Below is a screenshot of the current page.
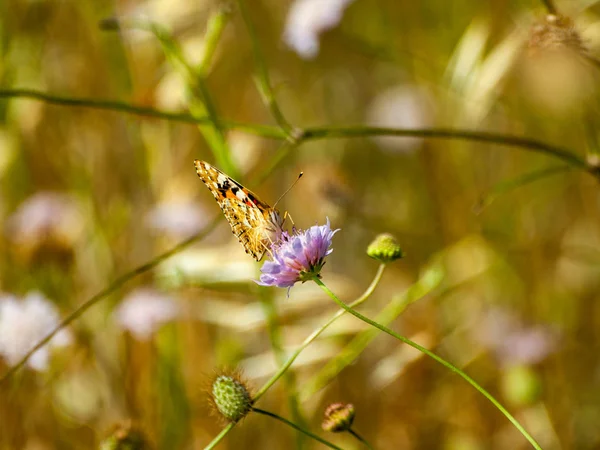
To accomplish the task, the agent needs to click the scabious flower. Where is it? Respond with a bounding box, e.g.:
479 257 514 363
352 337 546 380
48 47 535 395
322 403 355 432
257 218 339 288
114 288 179 340
283 0 355 59
0 292 72 371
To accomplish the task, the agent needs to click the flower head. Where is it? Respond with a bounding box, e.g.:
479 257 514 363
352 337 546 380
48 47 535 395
0 292 72 371
367 233 404 263
322 403 355 432
257 218 339 288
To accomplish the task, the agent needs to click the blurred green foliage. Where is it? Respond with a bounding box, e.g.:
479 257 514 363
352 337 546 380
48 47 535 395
1 0 600 449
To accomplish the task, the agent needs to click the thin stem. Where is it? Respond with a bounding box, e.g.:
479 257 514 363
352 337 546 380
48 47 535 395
348 429 375 450
203 423 235 450
0 88 595 179
0 88 287 139
236 0 293 134
474 165 571 213
302 126 590 173
0 218 221 385
197 6 231 76
253 263 386 401
146 23 233 175
256 287 307 447
312 277 542 450
207 265 386 450
252 408 343 450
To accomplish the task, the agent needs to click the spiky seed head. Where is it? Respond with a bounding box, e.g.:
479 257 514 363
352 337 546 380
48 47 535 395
210 374 253 423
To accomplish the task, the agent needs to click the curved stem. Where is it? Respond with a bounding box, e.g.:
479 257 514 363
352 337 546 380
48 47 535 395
312 277 542 450
252 408 343 450
0 89 286 139
253 263 386 401
1 89 594 177
348 429 375 450
256 286 307 447
302 126 589 173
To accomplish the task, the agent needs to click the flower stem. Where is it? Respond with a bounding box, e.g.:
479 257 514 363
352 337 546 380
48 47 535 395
256 287 307 448
348 429 375 450
311 277 542 450
203 423 235 450
254 263 386 401
252 408 343 450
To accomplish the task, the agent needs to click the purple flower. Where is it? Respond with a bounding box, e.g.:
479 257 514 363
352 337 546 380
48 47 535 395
257 218 339 288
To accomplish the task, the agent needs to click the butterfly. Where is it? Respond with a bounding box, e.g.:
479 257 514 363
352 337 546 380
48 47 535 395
194 160 285 261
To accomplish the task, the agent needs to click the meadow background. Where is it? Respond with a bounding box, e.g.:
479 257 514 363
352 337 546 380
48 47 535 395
1 0 600 449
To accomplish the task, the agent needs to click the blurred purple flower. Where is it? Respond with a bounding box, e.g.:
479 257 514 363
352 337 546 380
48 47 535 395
257 218 339 288
475 308 559 367
114 288 179 340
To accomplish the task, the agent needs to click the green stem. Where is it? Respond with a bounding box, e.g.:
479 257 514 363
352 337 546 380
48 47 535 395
348 429 375 450
203 423 235 450
197 6 231 76
205 264 386 449
0 88 286 138
311 277 542 450
146 22 233 175
256 287 307 447
2 87 591 179
302 126 590 173
254 263 386 401
236 0 293 135
252 408 343 450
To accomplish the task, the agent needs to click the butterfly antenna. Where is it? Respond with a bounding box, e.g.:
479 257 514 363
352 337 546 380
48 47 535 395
273 172 303 208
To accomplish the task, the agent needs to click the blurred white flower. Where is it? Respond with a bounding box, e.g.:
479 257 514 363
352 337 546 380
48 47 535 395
0 292 72 371
114 288 179 340
283 0 355 59
6 192 84 262
366 85 434 153
474 308 558 367
145 201 208 238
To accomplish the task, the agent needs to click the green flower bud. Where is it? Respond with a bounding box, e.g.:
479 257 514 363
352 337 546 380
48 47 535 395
211 374 253 423
367 233 404 263
322 403 355 432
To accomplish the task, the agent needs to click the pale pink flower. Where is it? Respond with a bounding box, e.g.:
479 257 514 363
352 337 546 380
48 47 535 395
283 0 355 59
114 288 179 340
0 292 72 371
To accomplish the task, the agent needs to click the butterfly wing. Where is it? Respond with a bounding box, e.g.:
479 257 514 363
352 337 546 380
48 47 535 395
194 160 280 260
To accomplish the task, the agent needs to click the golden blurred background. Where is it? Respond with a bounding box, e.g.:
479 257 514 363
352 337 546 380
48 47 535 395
1 0 600 449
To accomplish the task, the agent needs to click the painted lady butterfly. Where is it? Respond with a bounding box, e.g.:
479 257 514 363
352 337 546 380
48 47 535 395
194 160 285 261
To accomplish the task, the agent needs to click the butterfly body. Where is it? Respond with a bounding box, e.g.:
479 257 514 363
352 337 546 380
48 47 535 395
194 160 284 261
